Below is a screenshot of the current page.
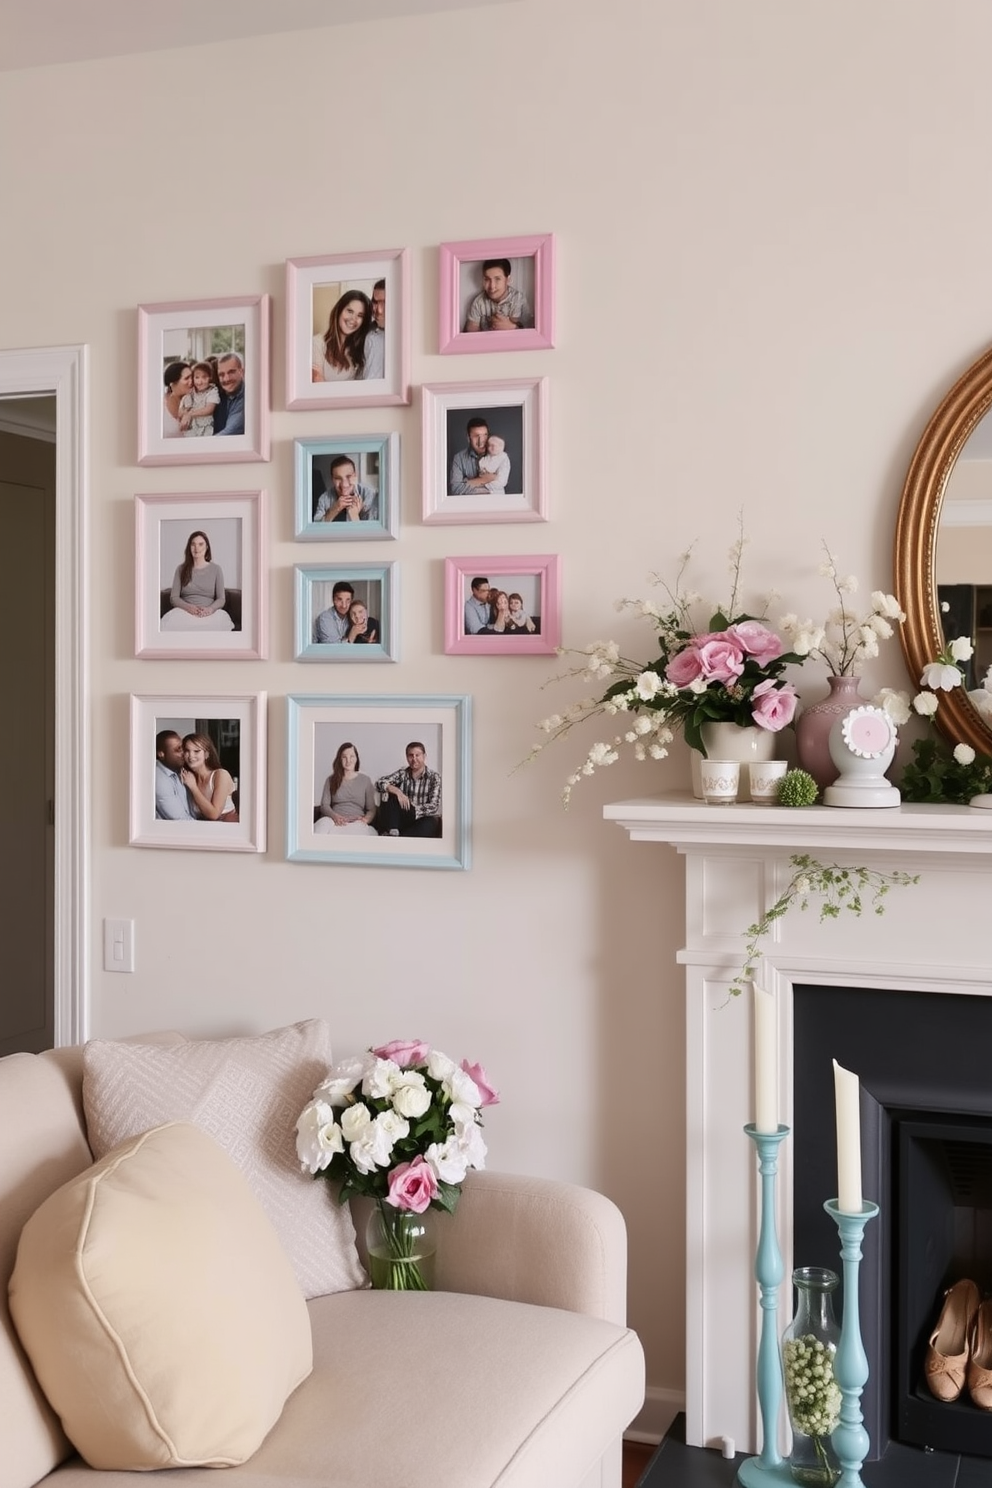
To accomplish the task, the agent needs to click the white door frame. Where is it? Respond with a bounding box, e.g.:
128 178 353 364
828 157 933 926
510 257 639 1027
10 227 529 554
0 347 88 1045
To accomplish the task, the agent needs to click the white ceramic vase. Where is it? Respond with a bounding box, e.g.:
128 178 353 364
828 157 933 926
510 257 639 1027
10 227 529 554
690 722 777 800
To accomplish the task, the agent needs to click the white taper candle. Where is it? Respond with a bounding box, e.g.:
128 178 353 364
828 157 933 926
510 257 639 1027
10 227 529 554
753 983 777 1134
833 1059 863 1213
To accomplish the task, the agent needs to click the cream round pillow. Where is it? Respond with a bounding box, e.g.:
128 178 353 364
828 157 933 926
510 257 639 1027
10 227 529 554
8 1122 313 1470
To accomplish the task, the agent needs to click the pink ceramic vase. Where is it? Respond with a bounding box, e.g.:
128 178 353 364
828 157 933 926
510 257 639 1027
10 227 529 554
795 674 865 789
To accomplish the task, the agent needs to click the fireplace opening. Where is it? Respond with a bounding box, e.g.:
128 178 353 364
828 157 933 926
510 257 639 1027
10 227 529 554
793 983 992 1463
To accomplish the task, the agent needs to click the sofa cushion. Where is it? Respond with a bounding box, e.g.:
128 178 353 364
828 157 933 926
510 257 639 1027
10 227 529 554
0 1051 93 1488
8 1122 313 1471
81 1019 365 1299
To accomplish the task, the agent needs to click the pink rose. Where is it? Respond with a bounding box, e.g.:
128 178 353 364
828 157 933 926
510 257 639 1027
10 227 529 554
727 621 783 666
695 637 745 684
386 1156 439 1212
372 1038 430 1068
461 1060 500 1107
665 645 704 688
750 679 798 731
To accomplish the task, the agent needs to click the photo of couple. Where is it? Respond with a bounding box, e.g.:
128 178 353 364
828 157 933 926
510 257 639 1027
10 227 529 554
154 719 240 823
311 278 386 384
312 578 381 647
313 737 442 840
160 327 247 440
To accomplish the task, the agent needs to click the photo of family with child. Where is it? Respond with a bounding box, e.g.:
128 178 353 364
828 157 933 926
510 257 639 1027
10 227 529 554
463 573 541 637
446 406 525 497
160 327 247 440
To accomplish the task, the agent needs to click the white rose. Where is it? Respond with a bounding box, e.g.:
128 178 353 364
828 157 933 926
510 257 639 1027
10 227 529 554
913 692 939 716
313 1054 368 1106
349 1122 393 1175
363 1056 400 1100
295 1099 343 1172
950 636 975 662
426 1049 456 1082
954 743 976 765
426 1137 469 1186
340 1102 372 1142
445 1068 482 1108
452 1118 488 1171
392 1073 432 1119
376 1108 410 1144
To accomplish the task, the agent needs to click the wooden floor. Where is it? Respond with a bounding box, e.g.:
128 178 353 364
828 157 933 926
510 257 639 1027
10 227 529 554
622 1439 656 1487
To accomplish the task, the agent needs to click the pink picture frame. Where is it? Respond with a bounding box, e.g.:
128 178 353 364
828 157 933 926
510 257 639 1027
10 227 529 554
137 295 270 466
285 248 410 410
444 555 561 655
438 233 555 354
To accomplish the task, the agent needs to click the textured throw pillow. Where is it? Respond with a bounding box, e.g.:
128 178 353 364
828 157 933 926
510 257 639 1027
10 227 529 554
8 1123 313 1470
82 1020 366 1299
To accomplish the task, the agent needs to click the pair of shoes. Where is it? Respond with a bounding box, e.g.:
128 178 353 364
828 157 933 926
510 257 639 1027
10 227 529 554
969 1301 992 1410
925 1279 980 1402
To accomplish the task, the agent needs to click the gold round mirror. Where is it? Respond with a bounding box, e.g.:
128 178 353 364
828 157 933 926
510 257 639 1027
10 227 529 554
896 342 992 755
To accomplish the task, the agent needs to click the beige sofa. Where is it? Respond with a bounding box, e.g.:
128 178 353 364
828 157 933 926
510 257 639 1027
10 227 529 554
1 1041 645 1488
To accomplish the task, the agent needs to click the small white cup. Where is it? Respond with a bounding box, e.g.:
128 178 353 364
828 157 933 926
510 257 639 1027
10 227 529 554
748 759 788 803
699 759 740 804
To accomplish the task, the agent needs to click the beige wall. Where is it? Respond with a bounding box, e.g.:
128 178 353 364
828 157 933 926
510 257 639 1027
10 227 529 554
4 0 992 1424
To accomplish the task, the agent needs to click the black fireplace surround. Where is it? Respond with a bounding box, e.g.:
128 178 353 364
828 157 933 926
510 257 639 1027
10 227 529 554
794 983 992 1462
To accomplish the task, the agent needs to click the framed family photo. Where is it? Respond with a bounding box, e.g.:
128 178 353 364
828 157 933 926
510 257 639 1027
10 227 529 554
286 694 471 870
295 562 398 663
422 377 548 525
294 434 399 542
444 554 561 656
129 692 266 853
135 490 267 660
438 233 555 354
285 248 409 410
137 295 270 465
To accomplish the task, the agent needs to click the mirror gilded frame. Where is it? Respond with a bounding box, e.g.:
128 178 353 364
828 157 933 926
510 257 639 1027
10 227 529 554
896 343 992 755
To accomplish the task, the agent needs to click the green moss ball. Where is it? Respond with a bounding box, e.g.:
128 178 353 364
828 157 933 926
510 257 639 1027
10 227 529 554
777 769 819 807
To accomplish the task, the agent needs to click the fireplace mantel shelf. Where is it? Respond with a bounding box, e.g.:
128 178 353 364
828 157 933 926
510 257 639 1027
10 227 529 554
603 792 992 858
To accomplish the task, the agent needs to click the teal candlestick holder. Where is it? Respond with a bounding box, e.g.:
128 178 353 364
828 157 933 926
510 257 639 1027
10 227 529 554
736 1124 794 1487
824 1199 880 1488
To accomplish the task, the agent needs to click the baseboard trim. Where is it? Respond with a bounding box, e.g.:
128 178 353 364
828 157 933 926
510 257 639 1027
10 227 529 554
624 1386 684 1445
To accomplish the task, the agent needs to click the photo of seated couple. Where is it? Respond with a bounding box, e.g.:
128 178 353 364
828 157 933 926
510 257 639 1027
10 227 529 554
313 735 442 840
464 574 541 637
458 257 533 333
310 278 386 383
161 332 247 439
312 579 380 646
159 523 242 634
311 452 380 525
447 407 524 497
154 725 240 823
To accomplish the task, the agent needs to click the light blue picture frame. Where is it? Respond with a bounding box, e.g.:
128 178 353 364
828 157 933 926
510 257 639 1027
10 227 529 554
286 694 471 870
295 562 398 663
294 433 399 541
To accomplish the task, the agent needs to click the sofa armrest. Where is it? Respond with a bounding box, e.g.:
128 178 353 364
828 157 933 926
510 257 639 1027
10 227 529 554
428 1170 627 1324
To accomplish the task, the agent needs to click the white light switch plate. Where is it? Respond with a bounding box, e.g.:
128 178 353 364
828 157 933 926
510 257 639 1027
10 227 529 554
103 918 135 973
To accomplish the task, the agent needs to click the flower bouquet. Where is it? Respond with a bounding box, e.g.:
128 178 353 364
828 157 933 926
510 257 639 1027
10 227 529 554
529 534 804 805
296 1038 498 1290
876 634 992 804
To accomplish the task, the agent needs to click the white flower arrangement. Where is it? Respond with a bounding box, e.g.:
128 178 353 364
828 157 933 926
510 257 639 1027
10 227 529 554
526 531 803 805
873 635 992 803
778 544 905 676
296 1038 498 1213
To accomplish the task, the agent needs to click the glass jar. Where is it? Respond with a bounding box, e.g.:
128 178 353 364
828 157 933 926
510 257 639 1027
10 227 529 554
365 1200 437 1291
780 1266 842 1486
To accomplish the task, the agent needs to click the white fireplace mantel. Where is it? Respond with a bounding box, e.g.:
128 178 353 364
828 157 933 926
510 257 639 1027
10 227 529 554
604 792 992 1456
